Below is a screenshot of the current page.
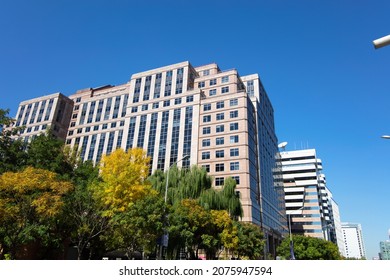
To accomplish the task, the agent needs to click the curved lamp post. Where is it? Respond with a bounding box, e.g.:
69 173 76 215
373 35 390 49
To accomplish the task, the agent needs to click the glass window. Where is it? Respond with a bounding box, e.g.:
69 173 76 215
215 163 224 172
230 110 238 118
209 79 217 86
203 127 211 135
186 95 194 102
142 104 148 111
131 106 138 113
216 137 224 145
209 89 217 96
216 101 224 109
203 103 211 111
222 86 229 93
230 135 239 143
202 139 211 147
216 125 224 133
221 76 229 83
203 115 211 123
152 102 159 109
230 99 238 106
175 98 182 105
216 113 224 121
215 177 224 186
232 176 240 185
230 122 239 131
203 70 210 76
216 150 224 158
202 164 210 172
230 162 240 171
202 151 210 160
230 148 239 157
163 100 170 107
198 81 205 88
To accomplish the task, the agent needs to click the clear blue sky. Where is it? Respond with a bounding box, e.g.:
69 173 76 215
1 0 389 259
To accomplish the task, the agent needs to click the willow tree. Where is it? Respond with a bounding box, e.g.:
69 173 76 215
148 165 213 205
199 177 242 220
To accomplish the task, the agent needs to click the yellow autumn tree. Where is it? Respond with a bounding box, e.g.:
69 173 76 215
93 148 153 216
0 167 73 259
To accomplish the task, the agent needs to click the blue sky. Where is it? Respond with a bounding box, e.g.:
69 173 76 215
1 0 389 259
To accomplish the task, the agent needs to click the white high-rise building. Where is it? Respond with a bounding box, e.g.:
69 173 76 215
342 222 366 259
280 149 339 244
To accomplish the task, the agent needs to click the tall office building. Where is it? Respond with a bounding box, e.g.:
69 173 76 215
11 93 74 142
342 222 366 259
379 230 390 260
11 61 287 258
279 149 340 245
379 241 390 260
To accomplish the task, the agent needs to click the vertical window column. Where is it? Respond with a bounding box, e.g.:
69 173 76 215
125 116 137 150
169 108 181 165
182 106 193 168
157 111 170 170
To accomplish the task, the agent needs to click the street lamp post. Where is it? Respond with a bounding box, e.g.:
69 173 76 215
287 189 306 260
287 206 303 260
159 154 190 259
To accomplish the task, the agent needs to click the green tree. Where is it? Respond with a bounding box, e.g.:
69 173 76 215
0 167 73 259
149 166 241 219
276 235 342 260
199 177 242 219
26 129 73 178
102 192 165 259
167 199 211 259
235 222 265 260
0 108 27 174
149 165 213 205
64 161 108 260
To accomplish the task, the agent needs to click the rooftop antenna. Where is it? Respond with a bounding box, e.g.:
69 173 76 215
278 141 288 151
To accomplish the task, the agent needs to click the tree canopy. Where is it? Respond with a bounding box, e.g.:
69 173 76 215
277 234 342 260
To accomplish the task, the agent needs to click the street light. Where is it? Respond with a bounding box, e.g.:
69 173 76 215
159 154 190 259
287 207 303 260
373 34 390 49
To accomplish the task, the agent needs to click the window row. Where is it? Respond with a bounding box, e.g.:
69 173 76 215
202 110 239 121
213 176 240 186
197 75 230 88
23 124 48 133
201 162 241 172
202 123 239 133
201 147 240 159
131 95 193 112
68 121 125 136
203 99 239 112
